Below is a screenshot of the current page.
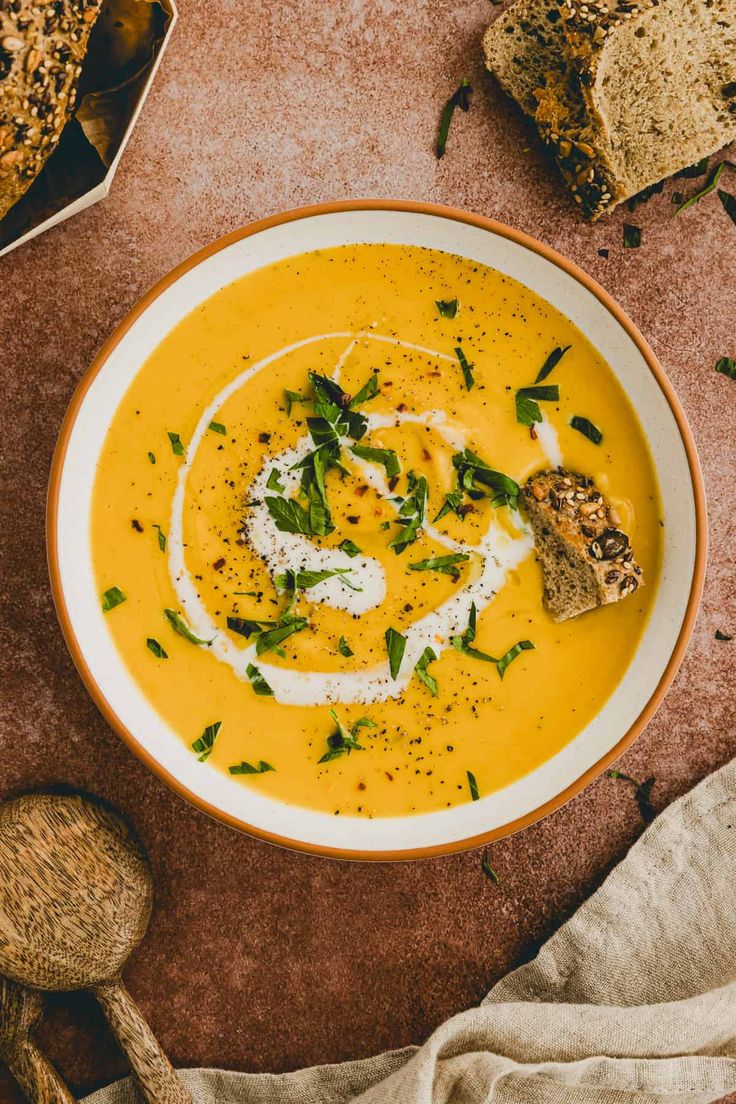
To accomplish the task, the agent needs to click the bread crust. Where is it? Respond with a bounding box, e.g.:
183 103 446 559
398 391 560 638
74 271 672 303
0 0 104 222
522 468 643 622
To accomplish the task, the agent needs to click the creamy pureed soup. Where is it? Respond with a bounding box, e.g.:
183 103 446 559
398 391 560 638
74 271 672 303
92 244 661 818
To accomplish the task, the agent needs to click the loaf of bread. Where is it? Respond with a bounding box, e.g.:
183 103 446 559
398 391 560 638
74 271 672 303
484 0 736 219
0 0 103 222
522 469 643 622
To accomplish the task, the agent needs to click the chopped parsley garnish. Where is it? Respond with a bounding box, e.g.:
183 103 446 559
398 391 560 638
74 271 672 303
350 372 380 407
338 538 362 557
436 77 471 159
101 586 126 612
453 450 519 509
318 710 375 763
409 552 469 582
515 384 559 427
675 161 725 214
454 346 474 390
147 451 156 464
265 495 323 536
351 444 401 478
433 489 464 523
209 421 226 435
535 344 571 383
389 473 428 553
414 646 438 696
153 524 166 552
167 431 184 456
496 639 535 679
227 616 274 639
308 371 369 439
192 720 221 762
452 602 497 663
716 356 736 380
146 637 168 659
715 629 733 642
436 298 458 318
255 617 308 657
570 415 603 444
467 770 480 801
481 850 500 884
622 223 641 249
229 759 275 774
266 468 286 493
338 635 354 657
717 189 736 227
285 389 307 415
164 608 213 645
246 662 273 696
607 770 656 823
385 627 407 679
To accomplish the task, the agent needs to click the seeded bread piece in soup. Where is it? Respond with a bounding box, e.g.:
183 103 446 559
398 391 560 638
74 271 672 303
522 468 643 622
0 0 103 221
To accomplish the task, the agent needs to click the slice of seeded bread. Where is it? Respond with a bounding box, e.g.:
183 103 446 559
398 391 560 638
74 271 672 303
522 468 643 622
483 0 567 116
535 0 736 218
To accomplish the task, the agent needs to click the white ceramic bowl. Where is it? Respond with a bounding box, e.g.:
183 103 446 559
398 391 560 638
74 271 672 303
48 201 706 860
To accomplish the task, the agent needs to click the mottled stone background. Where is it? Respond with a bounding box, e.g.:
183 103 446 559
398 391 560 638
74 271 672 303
0 0 734 1099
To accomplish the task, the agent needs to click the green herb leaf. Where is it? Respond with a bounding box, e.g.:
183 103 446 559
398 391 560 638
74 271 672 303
350 373 379 407
717 189 736 227
415 646 438 695
266 468 286 493
285 389 308 415
467 770 480 801
389 473 428 553
101 586 126 612
146 637 168 659
452 602 497 663
167 431 184 456
675 161 725 214
496 639 534 679
338 538 363 557
385 627 407 679
308 372 368 440
436 77 472 159
255 617 308 657
147 451 156 465
164 608 213 645
265 495 316 535
351 444 401 478
318 710 375 762
515 384 559 426
192 720 221 762
607 770 656 823
409 552 469 582
675 157 709 179
436 298 459 318
153 524 166 552
570 415 603 444
246 662 274 696
622 223 641 248
338 635 354 657
433 489 464 523
275 567 355 591
455 346 474 390
715 629 733 642
481 850 500 883
209 421 226 435
452 450 519 508
227 616 273 639
535 344 571 383
229 759 275 774
715 356 736 380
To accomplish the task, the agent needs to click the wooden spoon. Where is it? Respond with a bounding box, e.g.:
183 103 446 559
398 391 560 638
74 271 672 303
0 791 190 1104
0 975 77 1104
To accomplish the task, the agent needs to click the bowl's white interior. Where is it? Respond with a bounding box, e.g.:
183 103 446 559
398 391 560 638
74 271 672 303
54 209 697 854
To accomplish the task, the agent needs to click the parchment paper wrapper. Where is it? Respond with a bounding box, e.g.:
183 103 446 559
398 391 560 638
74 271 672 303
0 0 177 258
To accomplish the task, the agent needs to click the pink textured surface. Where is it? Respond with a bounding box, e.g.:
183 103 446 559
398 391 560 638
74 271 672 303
0 0 735 1098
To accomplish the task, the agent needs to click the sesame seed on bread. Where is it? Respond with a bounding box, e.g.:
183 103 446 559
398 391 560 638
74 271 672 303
522 468 643 622
0 0 103 223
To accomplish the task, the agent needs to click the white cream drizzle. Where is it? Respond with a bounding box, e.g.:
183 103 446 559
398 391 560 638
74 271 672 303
167 331 561 707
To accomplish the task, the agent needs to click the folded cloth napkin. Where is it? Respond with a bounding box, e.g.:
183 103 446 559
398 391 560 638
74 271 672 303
87 758 736 1104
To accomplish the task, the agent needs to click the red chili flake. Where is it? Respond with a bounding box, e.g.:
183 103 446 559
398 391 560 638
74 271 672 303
397 402 407 413
422 448 431 461
355 485 369 497
357 782 366 791
385 771 394 781
530 424 537 440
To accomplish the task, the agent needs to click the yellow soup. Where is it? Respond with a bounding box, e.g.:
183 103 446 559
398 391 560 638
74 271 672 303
92 244 661 817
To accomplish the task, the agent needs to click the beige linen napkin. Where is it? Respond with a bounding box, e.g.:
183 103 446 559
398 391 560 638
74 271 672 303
87 758 736 1104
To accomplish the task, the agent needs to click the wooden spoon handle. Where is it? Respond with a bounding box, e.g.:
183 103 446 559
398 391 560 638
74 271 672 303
93 979 191 1104
1 1040 77 1104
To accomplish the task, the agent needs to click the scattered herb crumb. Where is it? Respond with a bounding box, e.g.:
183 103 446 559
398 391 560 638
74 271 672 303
101 586 126 612
209 421 226 435
715 629 733 642
570 415 603 444
675 161 725 214
146 637 168 659
607 769 656 823
338 635 354 657
436 298 459 318
246 662 274 696
167 431 184 456
192 720 221 762
229 760 275 775
455 345 474 390
467 770 480 801
147 451 156 464
436 77 472 159
623 223 641 249
717 189 736 227
385 627 407 679
715 356 736 380
481 850 501 884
